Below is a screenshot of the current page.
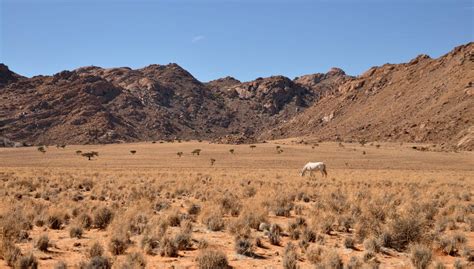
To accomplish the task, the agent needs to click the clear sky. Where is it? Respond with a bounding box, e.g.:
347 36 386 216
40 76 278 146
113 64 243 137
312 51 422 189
1 0 472 82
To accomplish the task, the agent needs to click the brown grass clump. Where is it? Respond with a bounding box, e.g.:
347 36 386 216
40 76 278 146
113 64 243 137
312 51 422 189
54 261 67 269
123 252 146 268
93 207 114 229
266 223 282 246
87 242 104 258
306 245 323 265
16 253 38 269
159 235 178 257
234 235 253 256
283 242 298 269
387 214 426 251
0 240 22 267
108 233 129 255
79 256 111 269
410 244 432 269
69 226 83 238
323 250 343 269
196 249 229 269
35 234 49 252
200 207 225 231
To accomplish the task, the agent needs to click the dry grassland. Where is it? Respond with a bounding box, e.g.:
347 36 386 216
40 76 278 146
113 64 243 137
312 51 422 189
0 140 473 269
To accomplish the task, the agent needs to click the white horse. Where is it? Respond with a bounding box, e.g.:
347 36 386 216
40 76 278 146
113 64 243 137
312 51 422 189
301 162 327 177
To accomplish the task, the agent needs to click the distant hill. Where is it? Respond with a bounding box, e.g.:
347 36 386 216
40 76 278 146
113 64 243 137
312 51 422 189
1 43 472 150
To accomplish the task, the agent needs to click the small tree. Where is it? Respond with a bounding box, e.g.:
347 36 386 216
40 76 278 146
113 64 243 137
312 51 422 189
191 149 201 156
229 149 235 154
82 151 99 161
250 145 256 150
210 158 216 166
130 150 137 155
177 152 183 158
37 146 46 154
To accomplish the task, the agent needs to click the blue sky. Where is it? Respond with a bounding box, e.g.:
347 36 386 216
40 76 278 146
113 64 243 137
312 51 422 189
1 0 472 82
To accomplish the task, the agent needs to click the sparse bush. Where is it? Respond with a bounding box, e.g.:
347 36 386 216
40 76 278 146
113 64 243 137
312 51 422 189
78 213 92 229
187 203 201 215
88 242 104 258
201 209 225 231
174 231 192 250
16 253 38 269
69 226 83 239
387 214 425 250
93 207 113 229
0 241 22 267
48 212 63 230
108 234 129 255
235 236 253 256
363 237 381 253
324 250 343 269
347 256 363 269
124 252 146 268
79 256 111 269
344 237 356 249
159 236 178 257
196 249 229 269
410 244 432 269
267 223 282 246
283 242 298 269
306 245 323 264
35 234 49 252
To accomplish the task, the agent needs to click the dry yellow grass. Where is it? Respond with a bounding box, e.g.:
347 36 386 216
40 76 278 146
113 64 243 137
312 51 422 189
0 140 473 268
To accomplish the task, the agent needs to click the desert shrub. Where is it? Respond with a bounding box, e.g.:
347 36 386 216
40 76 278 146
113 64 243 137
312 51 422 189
453 259 463 269
88 242 104 258
159 236 178 257
272 195 293 217
288 221 301 240
363 237 381 253
387 214 425 250
196 249 229 269
347 256 363 269
0 240 22 267
93 207 114 229
235 236 253 256
306 245 323 264
437 233 467 256
174 231 192 250
141 233 160 255
16 253 38 269
166 210 182 227
300 227 316 244
410 244 432 269
108 234 129 255
196 239 209 249
267 223 282 246
344 237 356 249
78 213 92 229
218 195 242 216
238 207 268 230
69 226 83 239
128 213 149 235
47 213 63 230
35 234 49 251
187 203 201 215
324 250 343 269
79 256 111 269
283 242 298 269
124 252 146 268
54 261 67 269
201 208 225 231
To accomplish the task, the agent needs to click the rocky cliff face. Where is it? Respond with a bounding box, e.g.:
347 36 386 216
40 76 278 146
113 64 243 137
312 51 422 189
1 42 472 150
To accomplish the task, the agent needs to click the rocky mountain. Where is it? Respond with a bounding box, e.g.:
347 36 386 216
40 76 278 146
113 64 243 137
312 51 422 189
261 42 474 150
0 42 472 149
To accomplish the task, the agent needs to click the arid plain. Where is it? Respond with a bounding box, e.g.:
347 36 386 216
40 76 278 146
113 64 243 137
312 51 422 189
0 140 473 268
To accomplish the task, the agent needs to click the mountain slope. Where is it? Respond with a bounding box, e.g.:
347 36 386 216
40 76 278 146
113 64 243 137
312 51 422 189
0 42 472 150
261 43 474 150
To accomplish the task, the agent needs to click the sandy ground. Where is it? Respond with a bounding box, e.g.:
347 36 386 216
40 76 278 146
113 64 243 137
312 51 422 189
0 140 473 268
